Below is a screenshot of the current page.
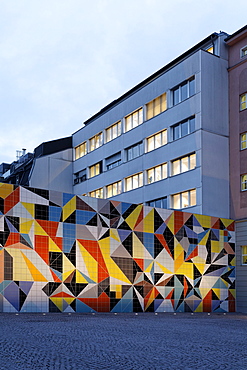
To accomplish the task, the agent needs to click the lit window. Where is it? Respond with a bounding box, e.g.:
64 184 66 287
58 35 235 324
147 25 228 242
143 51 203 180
126 142 143 161
147 130 167 152
89 162 102 178
75 142 87 160
125 108 143 132
241 133 247 150
89 132 103 152
106 121 121 143
240 93 247 111
172 116 195 140
205 45 214 54
146 196 167 209
242 246 247 264
241 46 247 58
125 173 143 192
147 163 167 184
89 188 103 198
172 189 196 209
241 174 247 191
146 93 167 120
172 153 196 176
172 77 195 106
106 181 122 198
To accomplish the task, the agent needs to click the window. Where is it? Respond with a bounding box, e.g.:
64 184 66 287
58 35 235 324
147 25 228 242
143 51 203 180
172 153 196 176
205 45 214 54
89 188 103 198
241 133 247 150
147 163 167 184
125 172 143 192
242 246 247 264
89 162 102 178
106 181 122 198
126 142 143 161
75 142 87 160
172 116 195 140
172 77 195 106
146 93 167 120
73 169 87 185
125 108 143 132
89 132 103 152
147 130 167 152
146 196 167 209
241 174 247 191
106 152 121 171
240 93 247 111
241 46 247 58
172 189 196 209
106 121 121 143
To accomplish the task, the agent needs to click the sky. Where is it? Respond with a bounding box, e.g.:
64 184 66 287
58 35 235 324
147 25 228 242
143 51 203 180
0 0 246 164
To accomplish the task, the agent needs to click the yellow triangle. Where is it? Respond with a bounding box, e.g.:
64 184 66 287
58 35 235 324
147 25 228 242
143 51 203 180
21 252 48 281
220 218 234 228
194 263 205 275
125 204 142 229
194 214 211 229
62 269 75 281
110 229 120 242
229 289 236 298
212 288 220 299
145 261 153 273
34 220 47 236
76 269 89 284
195 301 203 312
176 262 193 280
166 212 174 234
0 183 14 199
143 208 154 233
62 197 76 221
63 254 75 273
49 237 62 252
21 202 35 218
77 240 98 282
6 248 33 281
63 297 75 305
20 219 34 234
156 261 173 275
133 233 144 259
198 230 210 245
50 297 63 311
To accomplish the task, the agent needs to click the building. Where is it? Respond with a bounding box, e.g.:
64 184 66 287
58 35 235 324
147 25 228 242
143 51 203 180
226 25 247 313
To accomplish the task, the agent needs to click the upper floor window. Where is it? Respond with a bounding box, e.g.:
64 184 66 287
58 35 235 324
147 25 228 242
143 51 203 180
105 121 121 143
241 133 247 150
147 163 167 184
172 189 196 209
172 77 195 106
172 116 195 141
240 93 247 111
89 162 102 178
125 108 143 132
73 169 87 185
106 152 121 171
146 196 167 209
75 141 87 160
241 246 247 264
89 188 103 199
241 174 247 191
241 46 247 58
205 45 214 54
147 129 167 152
106 181 122 198
172 153 196 176
126 142 143 161
89 132 103 152
146 93 167 120
125 172 143 192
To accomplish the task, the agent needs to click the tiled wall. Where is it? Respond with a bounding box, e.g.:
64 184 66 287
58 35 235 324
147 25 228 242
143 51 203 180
0 183 235 312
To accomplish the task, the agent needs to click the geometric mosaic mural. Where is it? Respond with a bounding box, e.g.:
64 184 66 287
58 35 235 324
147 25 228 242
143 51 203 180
0 183 235 313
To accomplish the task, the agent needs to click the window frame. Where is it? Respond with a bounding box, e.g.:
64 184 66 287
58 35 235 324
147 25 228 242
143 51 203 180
89 132 103 152
240 93 247 111
172 189 196 209
89 187 104 199
105 121 121 143
147 129 167 152
172 77 195 106
125 172 143 192
241 132 247 150
171 116 195 141
126 141 143 161
146 92 167 121
171 153 196 176
75 141 87 160
147 163 167 184
146 196 167 209
241 174 247 191
89 162 102 178
241 246 247 265
106 180 122 198
241 45 247 58
125 108 143 132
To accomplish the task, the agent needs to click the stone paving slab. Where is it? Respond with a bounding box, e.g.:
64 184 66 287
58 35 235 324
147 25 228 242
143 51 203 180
0 313 247 370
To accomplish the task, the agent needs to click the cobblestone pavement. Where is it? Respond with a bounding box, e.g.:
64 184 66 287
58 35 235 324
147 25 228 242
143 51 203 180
1 313 247 370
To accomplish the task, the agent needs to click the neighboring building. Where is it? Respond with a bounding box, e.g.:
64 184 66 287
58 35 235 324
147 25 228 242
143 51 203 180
226 25 247 313
73 32 230 219
0 183 235 313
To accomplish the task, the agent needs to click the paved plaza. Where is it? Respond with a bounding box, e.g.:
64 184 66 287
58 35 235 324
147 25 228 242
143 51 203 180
0 312 247 370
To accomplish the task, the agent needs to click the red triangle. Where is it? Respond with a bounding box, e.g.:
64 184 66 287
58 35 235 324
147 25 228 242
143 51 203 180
134 208 143 229
174 211 185 234
52 292 74 298
36 220 59 238
50 269 62 283
4 187 20 213
203 290 212 312
134 258 144 271
185 245 198 261
5 232 20 247
155 234 173 258
166 288 174 300
35 235 49 264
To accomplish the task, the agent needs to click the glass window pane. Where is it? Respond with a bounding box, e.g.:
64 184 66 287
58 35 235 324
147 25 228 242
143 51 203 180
190 154 196 169
242 175 247 190
189 78 195 96
146 101 153 120
173 125 180 140
154 97 160 116
161 197 167 208
126 116 132 131
155 166 162 181
172 160 180 175
181 157 189 172
139 173 143 187
181 192 189 208
156 199 162 208
139 109 143 124
181 121 189 137
147 137 154 152
75 147 80 160
181 82 187 101
173 194 180 209
126 177 132 191
173 87 179 105
112 124 117 139
127 148 132 161
162 163 167 178
132 145 139 158
243 255 247 264
190 189 196 206
107 185 112 198
190 117 195 133
132 112 138 128
147 169 154 184
161 93 167 112
155 133 162 148
161 130 167 145
132 175 138 189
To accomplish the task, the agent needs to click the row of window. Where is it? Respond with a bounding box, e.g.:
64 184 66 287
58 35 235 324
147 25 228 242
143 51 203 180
75 76 196 160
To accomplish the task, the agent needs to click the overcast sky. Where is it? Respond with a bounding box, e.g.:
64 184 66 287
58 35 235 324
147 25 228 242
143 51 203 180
0 0 246 163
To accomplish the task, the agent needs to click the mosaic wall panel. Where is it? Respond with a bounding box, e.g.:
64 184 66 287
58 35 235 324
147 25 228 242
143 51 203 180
0 183 235 313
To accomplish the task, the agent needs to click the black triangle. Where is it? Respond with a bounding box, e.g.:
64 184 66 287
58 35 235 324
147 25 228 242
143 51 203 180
86 214 98 226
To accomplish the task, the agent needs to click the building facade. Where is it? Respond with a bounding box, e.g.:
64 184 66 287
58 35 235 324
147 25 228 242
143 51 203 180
226 25 247 313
